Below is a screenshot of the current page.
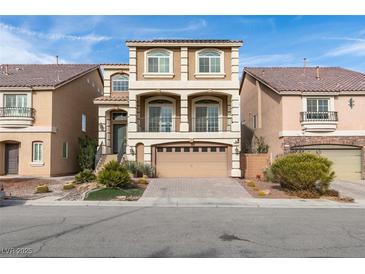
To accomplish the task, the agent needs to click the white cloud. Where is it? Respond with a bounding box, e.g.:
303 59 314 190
133 19 207 34
0 26 69 64
240 54 294 67
325 41 365 57
0 23 113 42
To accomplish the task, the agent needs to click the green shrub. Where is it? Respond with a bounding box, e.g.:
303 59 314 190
75 169 96 184
271 152 335 195
97 160 130 188
263 167 275 182
77 134 97 170
35 184 49 193
124 161 155 178
63 182 76 190
254 136 269 153
257 190 266 197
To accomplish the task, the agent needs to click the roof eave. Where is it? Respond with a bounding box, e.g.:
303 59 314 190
125 41 243 47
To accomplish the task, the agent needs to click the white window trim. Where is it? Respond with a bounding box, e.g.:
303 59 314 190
82 114 87 132
145 96 176 132
0 91 32 108
31 141 44 166
195 48 225 78
192 96 223 131
143 48 174 78
302 97 334 112
111 73 129 92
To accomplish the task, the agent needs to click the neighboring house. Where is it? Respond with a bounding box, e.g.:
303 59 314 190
0 64 103 176
240 66 365 181
94 39 243 177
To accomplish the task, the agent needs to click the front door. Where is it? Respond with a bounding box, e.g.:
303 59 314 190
113 124 126 154
5 143 19 174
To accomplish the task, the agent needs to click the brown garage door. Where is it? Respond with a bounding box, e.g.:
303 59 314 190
155 146 229 177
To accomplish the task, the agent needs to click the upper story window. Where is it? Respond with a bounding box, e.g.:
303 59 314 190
146 49 172 74
82 114 87 132
197 49 223 74
306 98 329 113
147 98 174 132
112 74 129 92
4 94 27 108
302 98 338 122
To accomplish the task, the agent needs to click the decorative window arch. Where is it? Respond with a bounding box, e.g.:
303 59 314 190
144 49 173 74
192 96 223 132
145 96 176 132
196 49 224 74
111 74 129 92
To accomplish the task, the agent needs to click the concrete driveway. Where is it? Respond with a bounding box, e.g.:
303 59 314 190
331 180 365 201
139 178 251 205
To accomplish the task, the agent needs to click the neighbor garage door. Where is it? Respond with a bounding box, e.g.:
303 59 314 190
293 145 362 181
155 145 229 177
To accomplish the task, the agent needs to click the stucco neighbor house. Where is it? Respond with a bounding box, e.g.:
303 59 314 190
94 39 243 177
240 66 365 181
0 64 103 176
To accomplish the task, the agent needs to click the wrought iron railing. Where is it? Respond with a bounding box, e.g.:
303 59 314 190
191 116 232 132
94 141 103 170
117 139 127 163
0 107 35 118
300 111 338 122
137 117 179 132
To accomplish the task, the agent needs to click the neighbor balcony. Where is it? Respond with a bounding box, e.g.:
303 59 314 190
0 107 35 127
300 111 338 132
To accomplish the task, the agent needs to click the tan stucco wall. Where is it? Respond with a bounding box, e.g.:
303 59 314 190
136 47 181 80
240 74 283 157
32 90 53 126
0 133 52 176
188 47 232 80
335 96 365 130
281 95 365 131
50 70 102 176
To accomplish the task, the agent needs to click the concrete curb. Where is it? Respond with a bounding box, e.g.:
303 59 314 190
2 197 365 208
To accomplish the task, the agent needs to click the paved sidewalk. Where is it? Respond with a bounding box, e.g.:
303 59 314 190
3 196 365 208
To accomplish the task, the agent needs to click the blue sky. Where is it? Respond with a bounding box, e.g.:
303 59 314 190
1 16 365 72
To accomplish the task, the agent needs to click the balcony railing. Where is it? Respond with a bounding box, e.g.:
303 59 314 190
300 111 338 122
0 107 35 118
136 116 233 132
191 116 232 132
137 117 179 132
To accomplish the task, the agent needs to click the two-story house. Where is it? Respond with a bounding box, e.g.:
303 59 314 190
0 64 103 176
240 66 365 181
94 39 243 177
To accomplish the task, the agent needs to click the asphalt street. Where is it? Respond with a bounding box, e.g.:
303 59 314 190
1 205 365 257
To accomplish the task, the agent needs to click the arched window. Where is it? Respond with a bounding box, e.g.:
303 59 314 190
147 98 175 132
112 74 129 91
197 49 223 73
146 49 172 73
193 97 222 132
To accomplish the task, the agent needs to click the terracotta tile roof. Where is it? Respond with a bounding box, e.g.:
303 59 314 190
94 94 129 102
0 64 99 88
244 67 365 93
126 39 243 43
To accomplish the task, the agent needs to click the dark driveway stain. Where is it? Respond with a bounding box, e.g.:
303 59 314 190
220 233 251 242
